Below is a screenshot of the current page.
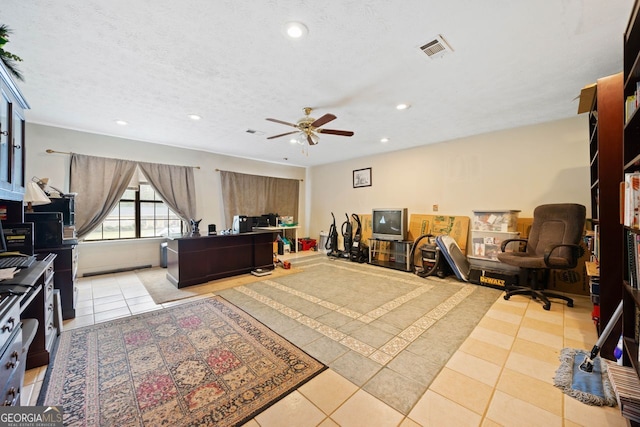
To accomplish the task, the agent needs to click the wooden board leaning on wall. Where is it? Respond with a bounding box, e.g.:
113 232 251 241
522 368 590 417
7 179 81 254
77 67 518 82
355 213 470 254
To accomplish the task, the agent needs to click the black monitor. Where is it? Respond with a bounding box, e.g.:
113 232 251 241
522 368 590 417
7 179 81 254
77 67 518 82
24 212 63 249
1 222 34 255
32 195 75 226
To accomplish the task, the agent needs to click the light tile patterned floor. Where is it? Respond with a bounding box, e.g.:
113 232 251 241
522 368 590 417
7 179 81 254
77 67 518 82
23 251 628 426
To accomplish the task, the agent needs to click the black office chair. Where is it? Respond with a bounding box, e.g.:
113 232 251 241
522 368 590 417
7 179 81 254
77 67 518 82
496 203 586 310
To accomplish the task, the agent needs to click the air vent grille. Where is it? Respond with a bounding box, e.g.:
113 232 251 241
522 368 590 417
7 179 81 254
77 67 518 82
419 35 453 59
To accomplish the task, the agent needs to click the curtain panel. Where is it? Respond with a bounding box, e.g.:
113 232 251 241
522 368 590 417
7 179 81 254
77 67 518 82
219 171 299 228
69 154 197 239
69 154 137 239
137 162 196 232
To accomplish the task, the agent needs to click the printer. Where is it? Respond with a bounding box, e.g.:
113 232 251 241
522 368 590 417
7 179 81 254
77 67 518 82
232 215 250 233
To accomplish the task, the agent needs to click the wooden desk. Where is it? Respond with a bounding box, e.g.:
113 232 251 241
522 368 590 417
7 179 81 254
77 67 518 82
8 256 57 369
35 244 77 320
0 255 57 406
166 231 277 288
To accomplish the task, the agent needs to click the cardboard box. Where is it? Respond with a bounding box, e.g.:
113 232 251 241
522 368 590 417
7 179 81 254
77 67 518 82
577 82 596 114
357 214 373 242
547 241 590 296
517 218 533 238
407 214 469 254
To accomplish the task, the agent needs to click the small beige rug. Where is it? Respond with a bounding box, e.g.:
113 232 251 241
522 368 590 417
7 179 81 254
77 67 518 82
136 266 302 304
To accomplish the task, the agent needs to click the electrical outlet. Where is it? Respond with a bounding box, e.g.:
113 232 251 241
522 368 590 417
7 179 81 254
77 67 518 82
433 204 438 212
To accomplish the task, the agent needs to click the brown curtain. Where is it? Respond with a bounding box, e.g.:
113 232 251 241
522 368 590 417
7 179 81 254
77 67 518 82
219 171 299 228
70 154 198 238
70 154 137 239
138 162 197 231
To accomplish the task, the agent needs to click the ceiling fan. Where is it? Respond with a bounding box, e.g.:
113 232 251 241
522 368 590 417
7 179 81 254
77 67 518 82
266 107 354 145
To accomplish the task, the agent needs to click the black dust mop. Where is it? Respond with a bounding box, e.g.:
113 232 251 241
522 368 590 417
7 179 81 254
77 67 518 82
553 301 623 406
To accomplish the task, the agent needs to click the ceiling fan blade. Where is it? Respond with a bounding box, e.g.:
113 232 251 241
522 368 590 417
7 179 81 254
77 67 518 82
310 113 336 128
266 118 298 128
317 128 354 137
267 131 298 139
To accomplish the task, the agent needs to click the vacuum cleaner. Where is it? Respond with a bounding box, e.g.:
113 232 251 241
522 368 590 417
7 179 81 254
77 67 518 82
349 213 368 263
409 234 450 278
341 213 353 259
325 212 342 258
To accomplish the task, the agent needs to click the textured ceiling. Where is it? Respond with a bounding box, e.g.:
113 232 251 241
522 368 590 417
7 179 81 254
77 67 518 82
1 0 634 167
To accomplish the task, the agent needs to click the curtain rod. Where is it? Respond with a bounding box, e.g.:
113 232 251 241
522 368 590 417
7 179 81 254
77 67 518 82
46 149 201 169
215 168 303 182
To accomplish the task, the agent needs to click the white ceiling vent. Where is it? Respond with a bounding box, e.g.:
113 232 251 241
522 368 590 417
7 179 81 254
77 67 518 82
419 35 453 59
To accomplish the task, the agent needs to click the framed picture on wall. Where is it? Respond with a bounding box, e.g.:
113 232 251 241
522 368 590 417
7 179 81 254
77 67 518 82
353 167 372 188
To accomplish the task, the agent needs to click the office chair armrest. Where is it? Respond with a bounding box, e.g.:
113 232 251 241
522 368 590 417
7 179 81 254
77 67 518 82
500 238 528 252
543 243 581 268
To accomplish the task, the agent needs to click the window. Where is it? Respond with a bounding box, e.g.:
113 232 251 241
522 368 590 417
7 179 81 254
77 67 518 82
85 183 183 241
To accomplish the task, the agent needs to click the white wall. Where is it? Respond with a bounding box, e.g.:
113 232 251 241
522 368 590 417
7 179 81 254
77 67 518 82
25 115 590 274
307 115 590 243
26 123 306 276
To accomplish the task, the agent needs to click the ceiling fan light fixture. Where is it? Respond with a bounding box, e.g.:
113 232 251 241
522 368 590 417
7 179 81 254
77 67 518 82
266 106 353 145
284 22 308 39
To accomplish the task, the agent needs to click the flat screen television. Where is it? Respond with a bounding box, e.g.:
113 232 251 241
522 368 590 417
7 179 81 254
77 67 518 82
371 208 408 241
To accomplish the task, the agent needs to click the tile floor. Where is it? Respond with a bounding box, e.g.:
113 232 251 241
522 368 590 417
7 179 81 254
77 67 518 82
22 251 628 426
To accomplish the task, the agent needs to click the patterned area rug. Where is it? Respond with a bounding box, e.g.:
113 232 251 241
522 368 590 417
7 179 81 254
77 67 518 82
38 296 326 426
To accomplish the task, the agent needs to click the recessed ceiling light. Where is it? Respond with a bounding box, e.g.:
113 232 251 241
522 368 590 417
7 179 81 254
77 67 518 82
396 103 411 110
188 114 201 121
284 22 308 39
115 120 128 126
380 138 390 143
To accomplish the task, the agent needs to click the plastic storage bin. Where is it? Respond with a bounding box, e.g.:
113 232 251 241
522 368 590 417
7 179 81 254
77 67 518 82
470 231 520 260
472 210 520 232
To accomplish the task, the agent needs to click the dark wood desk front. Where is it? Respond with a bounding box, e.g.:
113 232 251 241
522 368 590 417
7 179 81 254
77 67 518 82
166 231 276 288
7 257 57 370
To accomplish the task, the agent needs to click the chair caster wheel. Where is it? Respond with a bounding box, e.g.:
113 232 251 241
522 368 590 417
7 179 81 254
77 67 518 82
503 295 510 301
543 303 550 311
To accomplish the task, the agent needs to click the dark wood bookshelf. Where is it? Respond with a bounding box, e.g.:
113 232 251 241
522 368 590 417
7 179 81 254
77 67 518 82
612 2 640 423
588 73 624 358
